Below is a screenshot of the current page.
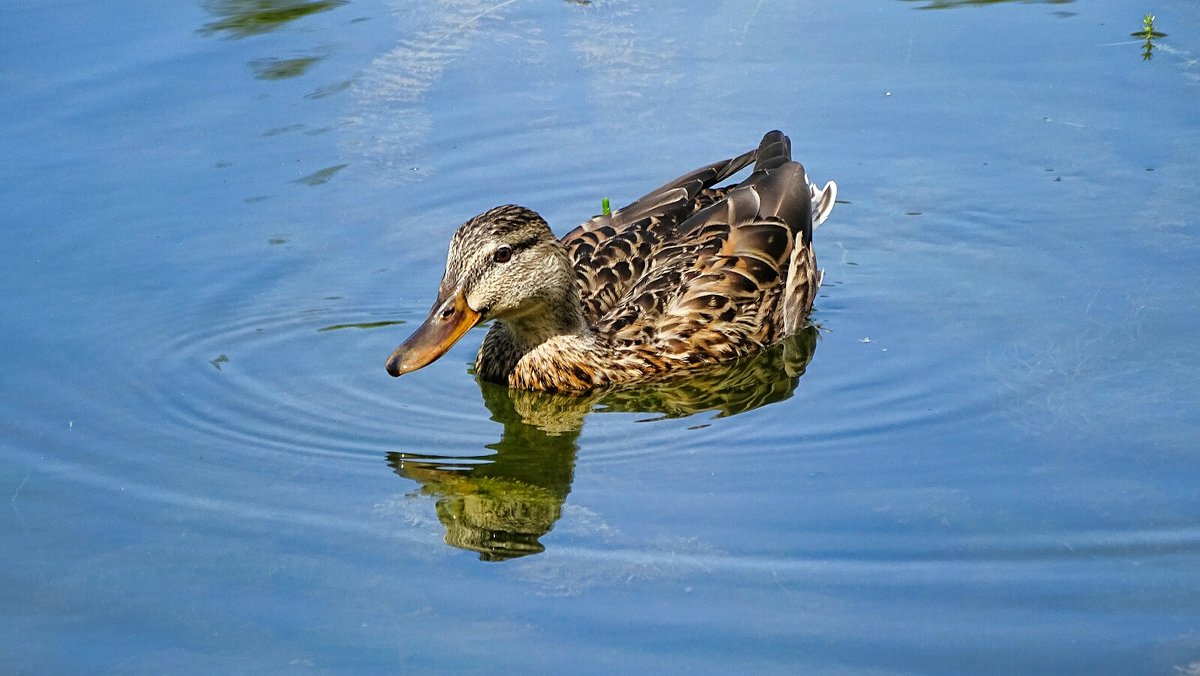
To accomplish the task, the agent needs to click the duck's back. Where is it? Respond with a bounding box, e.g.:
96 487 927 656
559 131 833 370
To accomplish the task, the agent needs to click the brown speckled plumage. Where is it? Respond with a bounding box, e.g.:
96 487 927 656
386 130 837 392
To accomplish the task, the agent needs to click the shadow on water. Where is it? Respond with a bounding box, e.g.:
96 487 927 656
386 326 819 561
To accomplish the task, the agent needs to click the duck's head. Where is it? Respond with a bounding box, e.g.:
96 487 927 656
386 205 575 378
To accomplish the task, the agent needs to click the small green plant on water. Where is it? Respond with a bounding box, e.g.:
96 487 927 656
1133 13 1167 61
601 197 611 216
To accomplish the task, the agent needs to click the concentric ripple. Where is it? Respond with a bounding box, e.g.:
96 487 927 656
120 297 498 464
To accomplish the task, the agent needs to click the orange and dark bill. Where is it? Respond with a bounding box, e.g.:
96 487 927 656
385 289 481 377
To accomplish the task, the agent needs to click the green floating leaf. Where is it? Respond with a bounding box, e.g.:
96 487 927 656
1132 12 1166 38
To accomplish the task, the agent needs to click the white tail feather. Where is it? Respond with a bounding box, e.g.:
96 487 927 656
812 181 837 227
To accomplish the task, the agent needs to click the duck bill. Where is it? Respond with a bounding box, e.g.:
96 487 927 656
386 290 481 377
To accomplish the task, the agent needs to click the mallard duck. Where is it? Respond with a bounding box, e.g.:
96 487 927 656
385 130 836 392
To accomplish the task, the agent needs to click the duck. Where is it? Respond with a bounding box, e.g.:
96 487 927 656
385 130 837 392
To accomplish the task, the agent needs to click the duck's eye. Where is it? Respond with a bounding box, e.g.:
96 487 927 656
492 246 512 263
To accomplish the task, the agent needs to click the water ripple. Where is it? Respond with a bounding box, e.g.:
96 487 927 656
118 299 488 463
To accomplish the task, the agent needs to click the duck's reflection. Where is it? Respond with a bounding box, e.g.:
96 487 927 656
387 326 818 561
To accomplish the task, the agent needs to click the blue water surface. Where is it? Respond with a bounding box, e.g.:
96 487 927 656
2 0 1199 672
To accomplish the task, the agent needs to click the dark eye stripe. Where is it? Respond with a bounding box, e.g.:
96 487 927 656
507 234 542 255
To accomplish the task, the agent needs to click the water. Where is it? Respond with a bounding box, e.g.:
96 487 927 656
3 0 1199 672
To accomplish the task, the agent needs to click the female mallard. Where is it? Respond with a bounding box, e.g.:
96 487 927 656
385 130 836 392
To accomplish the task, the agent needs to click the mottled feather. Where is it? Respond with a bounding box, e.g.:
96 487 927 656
556 131 828 378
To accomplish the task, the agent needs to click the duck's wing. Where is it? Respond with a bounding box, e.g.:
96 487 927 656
561 147 757 322
570 146 757 236
695 130 835 336
599 131 830 358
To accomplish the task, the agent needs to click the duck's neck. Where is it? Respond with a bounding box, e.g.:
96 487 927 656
505 294 588 346
476 291 595 386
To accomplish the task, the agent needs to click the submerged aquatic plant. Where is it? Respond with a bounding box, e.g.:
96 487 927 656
201 0 348 38
1133 13 1167 61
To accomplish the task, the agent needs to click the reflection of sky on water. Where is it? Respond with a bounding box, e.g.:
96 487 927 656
346 0 526 176
343 0 782 180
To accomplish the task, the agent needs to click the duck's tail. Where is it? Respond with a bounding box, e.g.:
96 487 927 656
811 180 837 227
742 131 837 335
753 130 837 228
752 130 793 173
